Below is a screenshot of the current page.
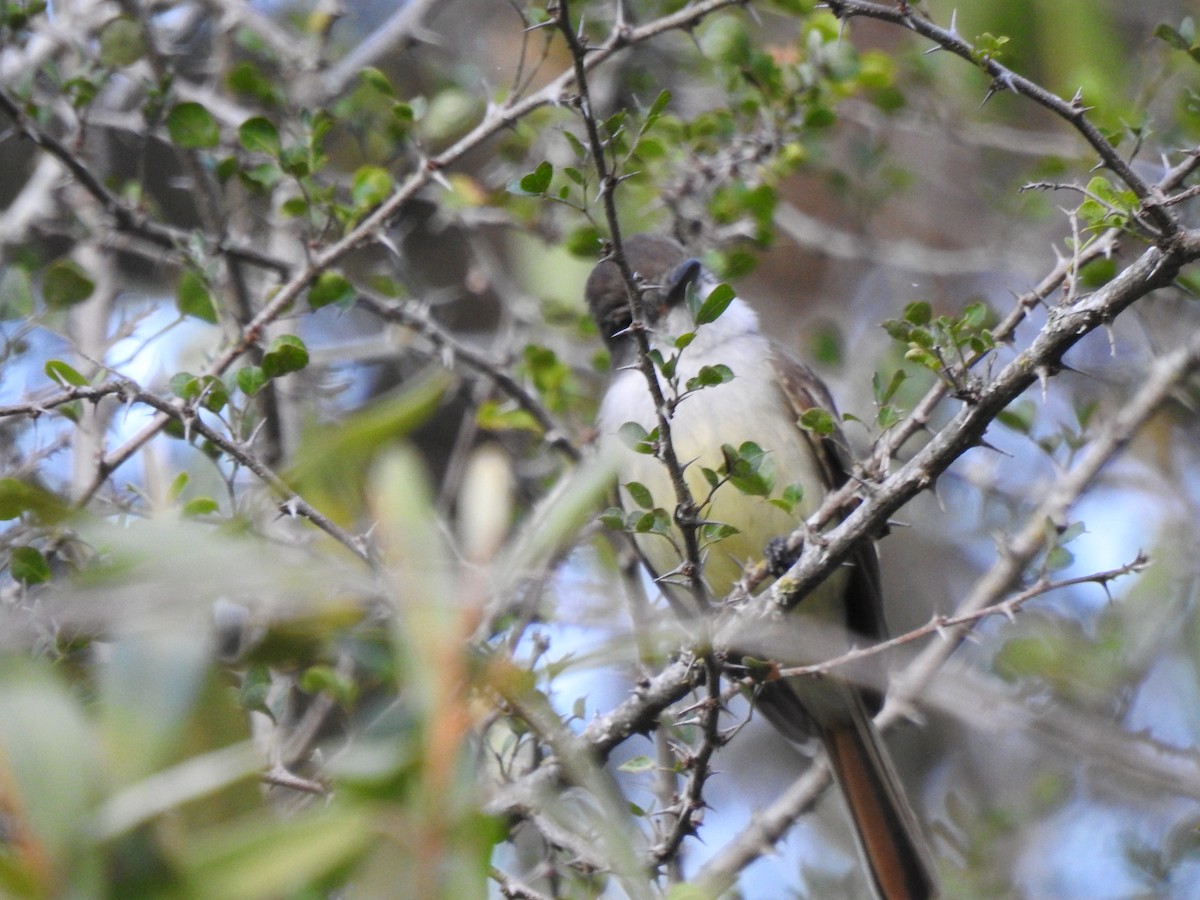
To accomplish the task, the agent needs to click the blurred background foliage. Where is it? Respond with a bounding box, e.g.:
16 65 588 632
1 0 1200 897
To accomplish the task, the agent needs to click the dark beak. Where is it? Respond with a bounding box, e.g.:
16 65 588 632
666 258 703 306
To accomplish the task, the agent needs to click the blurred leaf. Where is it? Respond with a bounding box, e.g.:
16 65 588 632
238 116 281 157
0 264 34 318
177 270 218 323
236 365 268 396
289 368 451 523
351 165 393 208
92 741 262 843
43 258 95 308
261 334 309 377
618 421 652 453
498 451 620 593
182 496 219 517
98 16 145 67
181 806 367 900
99 635 212 784
1154 22 1191 51
358 66 396 96
418 87 482 147
798 407 835 436
618 755 656 774
0 477 69 523
1079 257 1117 289
904 301 932 326
45 358 89 387
11 546 50 584
476 400 542 434
702 15 752 65
997 399 1036 435
227 61 280 105
166 101 220 149
309 271 355 310
0 659 98 876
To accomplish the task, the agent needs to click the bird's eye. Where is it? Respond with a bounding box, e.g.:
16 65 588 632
607 310 632 340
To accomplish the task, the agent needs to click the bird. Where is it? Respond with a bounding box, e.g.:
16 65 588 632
587 233 938 900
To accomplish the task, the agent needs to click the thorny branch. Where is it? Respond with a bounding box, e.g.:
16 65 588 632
5 0 1200 892
491 2 1200 889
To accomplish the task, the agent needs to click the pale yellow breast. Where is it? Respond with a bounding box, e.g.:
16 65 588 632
599 340 846 615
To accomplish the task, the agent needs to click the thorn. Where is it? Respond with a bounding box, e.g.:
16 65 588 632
975 435 1011 457
1103 321 1117 356
1035 365 1053 400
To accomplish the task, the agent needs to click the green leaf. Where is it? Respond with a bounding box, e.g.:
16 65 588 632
351 165 393 208
177 270 218 323
197 375 229 412
238 116 281 157
646 88 672 120
511 160 553 196
625 481 654 509
0 264 34 318
690 282 735 325
166 101 220 149
618 421 655 454
42 259 95 308
98 16 144 68
618 755 656 774
633 508 671 535
873 368 908 406
0 478 69 523
903 301 932 326
1079 257 1117 289
997 399 1036 435
701 16 752 66
798 407 835 435
11 546 51 584
599 507 625 530
722 442 774 497
0 660 96 871
180 807 375 899
1154 23 1190 51
564 224 602 257
170 371 199 400
309 271 355 310
261 335 309 378
181 496 218 517
781 482 804 508
476 400 542 434
236 365 268 397
700 522 738 545
45 359 88 387
359 66 396 96
685 364 734 392
168 471 190 501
